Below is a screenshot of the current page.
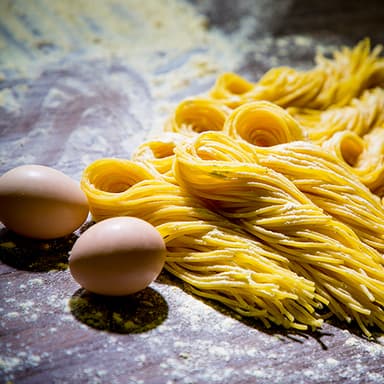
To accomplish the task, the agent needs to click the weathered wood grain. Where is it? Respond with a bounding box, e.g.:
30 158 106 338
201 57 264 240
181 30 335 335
1 1 384 383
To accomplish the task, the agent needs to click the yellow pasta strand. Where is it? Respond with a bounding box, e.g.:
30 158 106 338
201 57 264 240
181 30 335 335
287 87 384 144
257 141 384 255
132 132 184 184
323 127 384 197
209 72 256 108
173 132 384 336
209 39 384 110
224 101 305 146
165 97 231 135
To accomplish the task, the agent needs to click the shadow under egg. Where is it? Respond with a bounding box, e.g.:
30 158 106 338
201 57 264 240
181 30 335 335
69 286 169 334
0 226 76 272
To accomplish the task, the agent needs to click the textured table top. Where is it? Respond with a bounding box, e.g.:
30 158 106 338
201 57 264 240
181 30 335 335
1 1 384 383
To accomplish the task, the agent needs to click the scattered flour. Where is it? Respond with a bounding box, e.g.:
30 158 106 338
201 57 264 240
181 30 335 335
1 1 382 383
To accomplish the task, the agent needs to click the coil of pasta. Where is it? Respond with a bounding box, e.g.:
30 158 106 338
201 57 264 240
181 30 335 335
164 98 231 135
323 127 384 197
81 158 324 331
208 72 256 108
224 101 305 146
131 132 185 184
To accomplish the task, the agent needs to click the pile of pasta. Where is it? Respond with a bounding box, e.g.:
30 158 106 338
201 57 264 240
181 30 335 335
81 39 384 337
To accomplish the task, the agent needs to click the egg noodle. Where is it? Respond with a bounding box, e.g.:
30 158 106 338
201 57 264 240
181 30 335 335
81 39 384 337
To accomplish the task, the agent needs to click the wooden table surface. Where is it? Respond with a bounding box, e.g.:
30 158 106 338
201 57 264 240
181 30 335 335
1 1 384 383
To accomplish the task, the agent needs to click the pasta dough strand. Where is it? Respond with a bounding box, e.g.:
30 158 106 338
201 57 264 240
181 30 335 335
173 132 384 335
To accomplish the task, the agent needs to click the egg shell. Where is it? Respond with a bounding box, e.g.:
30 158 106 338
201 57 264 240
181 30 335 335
0 164 89 239
69 216 166 296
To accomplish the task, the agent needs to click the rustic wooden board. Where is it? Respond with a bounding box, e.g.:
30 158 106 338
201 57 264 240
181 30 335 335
1 1 384 383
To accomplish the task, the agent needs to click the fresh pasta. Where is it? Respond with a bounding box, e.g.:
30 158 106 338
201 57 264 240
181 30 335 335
81 39 384 337
323 127 384 197
82 158 324 330
287 87 384 144
209 39 384 109
165 98 231 135
224 101 305 146
220 101 384 254
173 132 384 336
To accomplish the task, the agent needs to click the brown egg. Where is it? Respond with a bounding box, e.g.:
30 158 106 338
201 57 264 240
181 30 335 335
69 216 166 296
0 164 89 239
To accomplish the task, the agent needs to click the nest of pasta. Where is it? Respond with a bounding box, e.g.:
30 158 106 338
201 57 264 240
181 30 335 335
81 39 384 338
